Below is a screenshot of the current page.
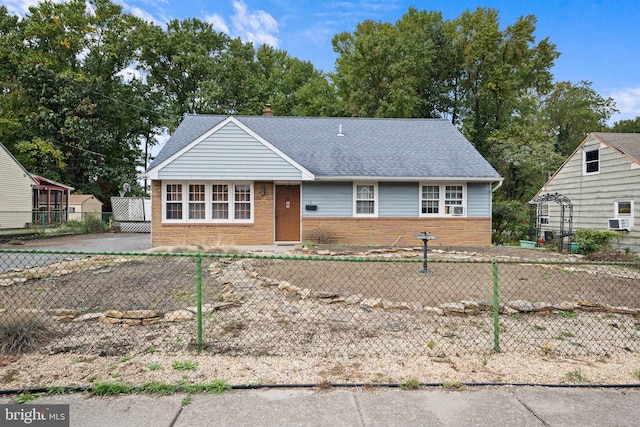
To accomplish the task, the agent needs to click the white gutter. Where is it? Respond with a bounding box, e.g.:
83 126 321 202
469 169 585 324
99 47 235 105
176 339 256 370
491 181 503 192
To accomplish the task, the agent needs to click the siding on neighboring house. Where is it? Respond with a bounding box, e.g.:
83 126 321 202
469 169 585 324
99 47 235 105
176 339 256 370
158 121 304 181
0 144 36 229
538 135 640 234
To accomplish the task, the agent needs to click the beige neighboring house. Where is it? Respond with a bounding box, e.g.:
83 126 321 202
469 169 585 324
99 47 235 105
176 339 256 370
0 142 38 230
533 132 640 243
69 194 103 221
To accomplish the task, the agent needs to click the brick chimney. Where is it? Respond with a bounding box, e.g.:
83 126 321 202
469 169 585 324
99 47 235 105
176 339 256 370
263 104 274 117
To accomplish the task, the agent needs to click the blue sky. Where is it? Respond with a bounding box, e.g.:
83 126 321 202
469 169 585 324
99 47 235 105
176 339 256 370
4 0 640 123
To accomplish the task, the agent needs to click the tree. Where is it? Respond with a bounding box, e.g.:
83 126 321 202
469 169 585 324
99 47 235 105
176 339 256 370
611 116 640 133
449 8 559 156
543 81 617 156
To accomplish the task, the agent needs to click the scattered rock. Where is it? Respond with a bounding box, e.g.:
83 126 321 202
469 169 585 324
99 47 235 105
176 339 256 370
507 300 535 313
164 310 194 322
280 305 300 314
381 318 405 331
440 303 465 315
326 312 353 322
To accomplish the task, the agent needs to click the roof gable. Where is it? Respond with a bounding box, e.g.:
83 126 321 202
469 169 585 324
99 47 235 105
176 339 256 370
146 115 501 181
0 143 38 186
592 132 640 164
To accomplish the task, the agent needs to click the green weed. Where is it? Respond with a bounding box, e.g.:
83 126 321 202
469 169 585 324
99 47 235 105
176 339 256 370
172 360 198 371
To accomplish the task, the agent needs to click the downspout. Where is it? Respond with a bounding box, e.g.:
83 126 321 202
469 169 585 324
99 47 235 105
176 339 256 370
491 181 503 193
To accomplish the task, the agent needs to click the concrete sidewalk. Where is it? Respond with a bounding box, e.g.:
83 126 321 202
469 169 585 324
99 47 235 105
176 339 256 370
2 386 639 426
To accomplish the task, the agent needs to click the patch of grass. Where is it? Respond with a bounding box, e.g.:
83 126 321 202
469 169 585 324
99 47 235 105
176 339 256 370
181 396 193 406
14 392 39 404
203 379 231 394
401 377 421 390
92 382 134 395
541 342 553 355
147 346 157 354
558 310 578 319
0 313 50 355
566 369 586 382
148 363 162 371
141 382 178 395
120 356 132 363
47 386 69 395
534 324 547 331
632 369 640 381
557 331 575 341
427 340 436 350
172 360 198 371
442 381 464 391
481 357 488 366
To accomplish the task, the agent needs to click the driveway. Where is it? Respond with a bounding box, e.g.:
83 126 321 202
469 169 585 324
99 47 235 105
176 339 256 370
0 233 151 272
0 233 151 252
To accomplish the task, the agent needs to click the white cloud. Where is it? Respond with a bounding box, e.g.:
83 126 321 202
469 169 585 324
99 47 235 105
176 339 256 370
3 0 64 16
610 86 640 123
230 0 280 47
205 13 230 34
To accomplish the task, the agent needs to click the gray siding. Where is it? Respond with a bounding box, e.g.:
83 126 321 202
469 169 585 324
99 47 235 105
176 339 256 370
302 182 352 217
541 137 640 233
158 121 304 180
379 182 419 217
467 183 492 217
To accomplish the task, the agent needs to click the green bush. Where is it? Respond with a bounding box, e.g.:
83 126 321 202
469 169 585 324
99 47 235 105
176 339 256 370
492 199 529 245
573 229 618 255
83 214 110 233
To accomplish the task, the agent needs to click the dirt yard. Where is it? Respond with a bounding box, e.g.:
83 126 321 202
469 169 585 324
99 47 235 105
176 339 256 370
2 237 640 389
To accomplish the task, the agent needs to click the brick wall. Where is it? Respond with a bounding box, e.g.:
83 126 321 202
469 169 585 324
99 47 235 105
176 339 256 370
301 217 492 247
151 181 492 247
150 181 275 247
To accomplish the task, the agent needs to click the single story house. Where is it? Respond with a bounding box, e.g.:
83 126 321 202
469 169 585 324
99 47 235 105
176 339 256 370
0 142 38 230
533 132 640 241
69 194 103 221
143 115 503 247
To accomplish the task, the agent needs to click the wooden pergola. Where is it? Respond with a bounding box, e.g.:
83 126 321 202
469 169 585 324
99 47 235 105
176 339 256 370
31 175 74 225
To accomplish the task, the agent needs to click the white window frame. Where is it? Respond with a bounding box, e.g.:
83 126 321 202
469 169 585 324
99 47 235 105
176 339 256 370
353 182 378 217
540 204 549 225
162 181 254 223
583 148 600 175
615 200 633 218
419 183 467 217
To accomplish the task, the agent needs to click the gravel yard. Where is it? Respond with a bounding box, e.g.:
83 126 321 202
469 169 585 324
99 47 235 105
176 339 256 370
1 236 640 388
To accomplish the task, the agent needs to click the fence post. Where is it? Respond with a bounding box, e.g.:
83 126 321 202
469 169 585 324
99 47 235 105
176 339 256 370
492 259 500 352
196 253 203 353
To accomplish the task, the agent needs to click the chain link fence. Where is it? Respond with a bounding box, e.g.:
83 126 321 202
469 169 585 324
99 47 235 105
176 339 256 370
1 249 639 360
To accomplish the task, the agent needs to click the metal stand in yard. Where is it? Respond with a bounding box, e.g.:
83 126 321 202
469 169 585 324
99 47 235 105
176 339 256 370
414 231 436 274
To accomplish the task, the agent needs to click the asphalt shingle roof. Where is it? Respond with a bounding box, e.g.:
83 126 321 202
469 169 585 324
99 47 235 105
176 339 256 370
149 115 501 180
593 132 640 163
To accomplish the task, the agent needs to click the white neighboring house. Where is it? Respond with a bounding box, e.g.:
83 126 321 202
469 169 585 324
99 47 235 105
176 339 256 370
0 142 37 230
533 132 640 242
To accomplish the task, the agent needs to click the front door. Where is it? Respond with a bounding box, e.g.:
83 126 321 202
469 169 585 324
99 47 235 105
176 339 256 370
275 185 300 241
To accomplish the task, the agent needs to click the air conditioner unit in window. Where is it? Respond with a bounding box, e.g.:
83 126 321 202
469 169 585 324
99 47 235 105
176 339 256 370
452 206 464 216
608 218 631 231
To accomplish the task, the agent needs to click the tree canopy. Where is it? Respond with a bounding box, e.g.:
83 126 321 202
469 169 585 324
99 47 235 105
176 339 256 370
0 1 621 220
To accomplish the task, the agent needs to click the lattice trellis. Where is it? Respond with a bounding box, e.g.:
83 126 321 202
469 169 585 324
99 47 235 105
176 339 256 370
110 197 151 233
